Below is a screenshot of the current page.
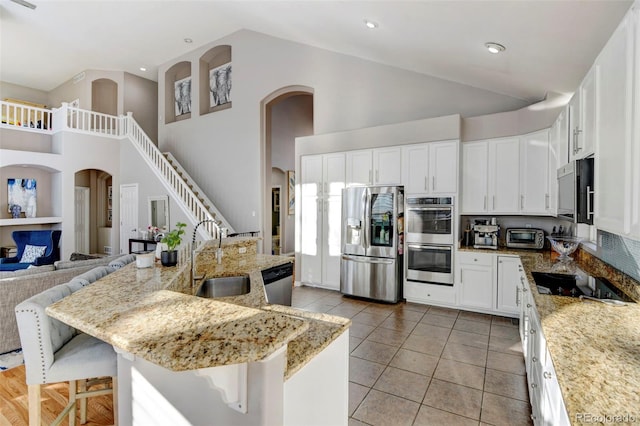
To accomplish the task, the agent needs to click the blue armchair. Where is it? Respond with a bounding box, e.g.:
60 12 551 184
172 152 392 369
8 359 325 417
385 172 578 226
0 230 61 271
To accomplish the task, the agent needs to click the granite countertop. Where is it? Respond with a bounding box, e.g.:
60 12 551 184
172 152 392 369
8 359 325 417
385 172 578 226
47 245 350 379
460 245 640 421
518 252 640 422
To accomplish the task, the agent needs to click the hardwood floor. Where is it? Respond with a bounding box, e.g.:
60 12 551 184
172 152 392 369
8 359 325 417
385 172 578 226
0 366 114 426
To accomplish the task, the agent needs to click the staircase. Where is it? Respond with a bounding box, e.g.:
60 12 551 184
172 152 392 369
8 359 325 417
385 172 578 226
123 112 235 240
53 103 234 240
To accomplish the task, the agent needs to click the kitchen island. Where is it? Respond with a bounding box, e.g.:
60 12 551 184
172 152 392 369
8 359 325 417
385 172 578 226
47 238 350 425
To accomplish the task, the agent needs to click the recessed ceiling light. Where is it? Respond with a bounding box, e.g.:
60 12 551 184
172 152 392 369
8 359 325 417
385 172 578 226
485 42 506 54
184 38 193 44
139 67 147 72
364 20 378 29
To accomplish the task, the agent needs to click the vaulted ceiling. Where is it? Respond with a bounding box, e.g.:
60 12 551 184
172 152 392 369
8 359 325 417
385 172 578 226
0 0 633 102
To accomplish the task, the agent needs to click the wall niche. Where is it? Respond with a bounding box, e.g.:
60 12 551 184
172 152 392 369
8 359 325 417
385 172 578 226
165 61 192 124
199 45 232 115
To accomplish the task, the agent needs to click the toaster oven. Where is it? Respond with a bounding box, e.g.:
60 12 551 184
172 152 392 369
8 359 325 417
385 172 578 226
505 228 545 249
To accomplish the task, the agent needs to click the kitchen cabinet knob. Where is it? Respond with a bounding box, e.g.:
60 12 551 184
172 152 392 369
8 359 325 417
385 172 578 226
543 371 553 379
527 304 532 308
530 329 536 334
531 414 537 421
523 288 528 293
473 258 478 262
532 356 538 363
531 383 537 389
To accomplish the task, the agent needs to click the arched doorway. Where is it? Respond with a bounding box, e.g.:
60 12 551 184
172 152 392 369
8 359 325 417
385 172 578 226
261 86 314 257
74 169 112 255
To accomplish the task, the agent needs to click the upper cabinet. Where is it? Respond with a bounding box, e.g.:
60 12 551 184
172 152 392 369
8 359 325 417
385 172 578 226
552 106 570 169
569 67 597 161
402 140 458 195
346 147 401 186
520 130 550 215
594 10 635 237
461 132 551 216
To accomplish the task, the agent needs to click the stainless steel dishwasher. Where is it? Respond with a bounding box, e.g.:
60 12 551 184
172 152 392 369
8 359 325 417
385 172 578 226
261 262 293 306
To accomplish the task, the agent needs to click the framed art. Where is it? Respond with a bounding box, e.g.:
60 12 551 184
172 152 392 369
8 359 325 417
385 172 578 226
8 178 36 218
209 62 232 108
174 76 192 116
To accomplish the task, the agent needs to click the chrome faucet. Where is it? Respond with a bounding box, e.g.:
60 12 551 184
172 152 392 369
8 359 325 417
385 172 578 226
191 219 222 286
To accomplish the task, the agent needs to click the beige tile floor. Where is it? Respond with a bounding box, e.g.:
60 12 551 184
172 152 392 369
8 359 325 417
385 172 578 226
292 285 533 426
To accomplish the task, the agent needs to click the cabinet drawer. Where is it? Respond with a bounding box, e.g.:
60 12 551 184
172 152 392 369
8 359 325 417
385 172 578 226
457 251 494 266
404 281 455 305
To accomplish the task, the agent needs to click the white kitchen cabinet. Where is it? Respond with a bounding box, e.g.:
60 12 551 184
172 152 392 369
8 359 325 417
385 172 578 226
300 153 345 289
457 252 494 312
520 130 549 215
461 141 489 213
373 147 402 185
496 256 521 316
568 66 597 162
524 291 570 426
633 7 640 240
429 141 458 194
489 137 520 214
552 106 570 169
462 134 553 216
404 281 456 306
345 150 373 186
346 147 401 187
595 11 634 237
402 140 458 195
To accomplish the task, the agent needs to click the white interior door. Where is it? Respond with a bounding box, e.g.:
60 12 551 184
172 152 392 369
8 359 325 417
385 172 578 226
120 184 138 254
74 187 90 254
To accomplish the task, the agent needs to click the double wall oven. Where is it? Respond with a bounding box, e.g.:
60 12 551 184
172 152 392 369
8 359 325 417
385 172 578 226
405 197 454 286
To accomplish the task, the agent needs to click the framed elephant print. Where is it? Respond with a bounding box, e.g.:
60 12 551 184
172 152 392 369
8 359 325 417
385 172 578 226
209 62 232 108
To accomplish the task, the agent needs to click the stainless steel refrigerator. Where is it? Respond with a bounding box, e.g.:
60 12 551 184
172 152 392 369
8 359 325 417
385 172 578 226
340 185 404 303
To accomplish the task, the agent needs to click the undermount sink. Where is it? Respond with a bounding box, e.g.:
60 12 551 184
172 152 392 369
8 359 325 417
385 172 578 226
196 275 250 298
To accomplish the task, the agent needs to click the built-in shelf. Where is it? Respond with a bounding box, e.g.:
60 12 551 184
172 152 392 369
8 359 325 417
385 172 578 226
0 216 63 226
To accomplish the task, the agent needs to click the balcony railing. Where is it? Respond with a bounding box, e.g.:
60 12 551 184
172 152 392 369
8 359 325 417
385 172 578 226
0 100 52 133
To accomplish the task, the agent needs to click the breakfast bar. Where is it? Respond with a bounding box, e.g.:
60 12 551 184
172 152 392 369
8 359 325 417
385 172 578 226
46 238 350 425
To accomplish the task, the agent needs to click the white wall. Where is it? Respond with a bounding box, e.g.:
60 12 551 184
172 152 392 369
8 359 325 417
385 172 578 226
0 82 49 105
157 30 529 235
124 72 159 143
52 131 121 260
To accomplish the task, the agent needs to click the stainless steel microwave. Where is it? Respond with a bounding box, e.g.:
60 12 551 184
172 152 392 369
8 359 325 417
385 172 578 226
506 228 545 249
557 158 594 224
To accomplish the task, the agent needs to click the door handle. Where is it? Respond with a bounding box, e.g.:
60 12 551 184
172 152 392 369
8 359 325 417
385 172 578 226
432 176 435 191
492 196 495 210
376 169 379 183
521 195 524 210
484 196 487 211
424 176 427 191
587 185 595 219
369 170 373 184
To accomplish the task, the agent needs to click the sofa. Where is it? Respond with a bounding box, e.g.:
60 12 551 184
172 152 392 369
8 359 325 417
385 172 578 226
0 230 62 271
0 253 136 354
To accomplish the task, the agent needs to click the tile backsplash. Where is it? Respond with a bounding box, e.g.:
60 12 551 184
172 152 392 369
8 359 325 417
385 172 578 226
597 230 640 282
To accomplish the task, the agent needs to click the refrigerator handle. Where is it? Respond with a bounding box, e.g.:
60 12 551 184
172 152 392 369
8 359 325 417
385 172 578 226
363 188 370 250
341 254 394 264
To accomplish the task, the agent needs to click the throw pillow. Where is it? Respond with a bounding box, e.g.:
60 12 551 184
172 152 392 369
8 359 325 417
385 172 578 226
20 245 47 263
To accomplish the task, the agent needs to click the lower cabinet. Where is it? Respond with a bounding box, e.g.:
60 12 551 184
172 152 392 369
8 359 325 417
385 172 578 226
496 255 522 315
457 252 494 311
404 280 456 306
521 273 570 426
455 251 520 317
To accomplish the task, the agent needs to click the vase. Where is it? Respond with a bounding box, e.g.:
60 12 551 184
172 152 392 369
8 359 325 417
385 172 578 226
160 250 178 267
